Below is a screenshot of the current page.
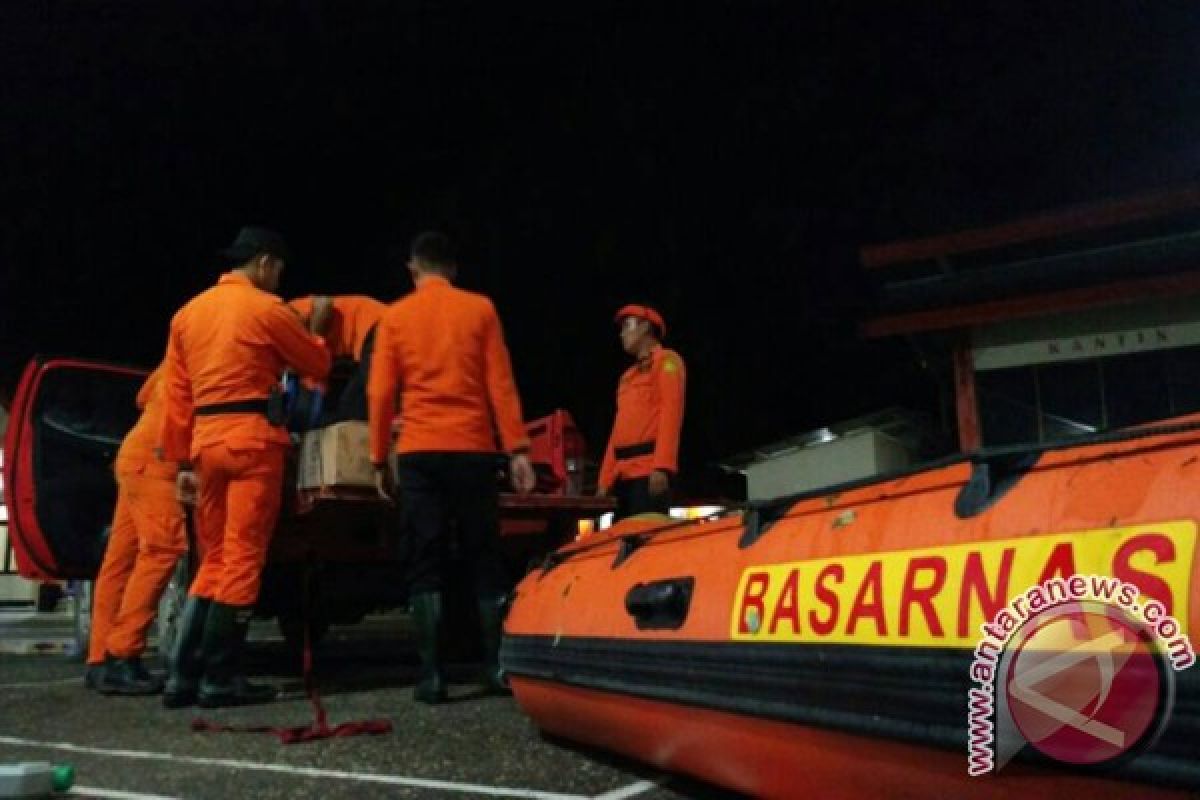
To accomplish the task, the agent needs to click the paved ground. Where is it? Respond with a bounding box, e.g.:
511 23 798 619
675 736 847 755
0 607 739 800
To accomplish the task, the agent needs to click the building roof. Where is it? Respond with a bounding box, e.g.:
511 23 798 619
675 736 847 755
859 185 1200 338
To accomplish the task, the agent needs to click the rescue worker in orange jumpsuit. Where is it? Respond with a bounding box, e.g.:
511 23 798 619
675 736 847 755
288 295 385 362
367 231 536 704
160 227 331 709
287 294 386 421
86 365 186 695
597 305 686 520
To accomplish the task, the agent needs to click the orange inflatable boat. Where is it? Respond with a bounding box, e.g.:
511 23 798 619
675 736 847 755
503 421 1200 798
504 192 1200 798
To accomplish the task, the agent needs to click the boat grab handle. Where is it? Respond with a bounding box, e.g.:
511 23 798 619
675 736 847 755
625 577 695 630
954 451 1040 518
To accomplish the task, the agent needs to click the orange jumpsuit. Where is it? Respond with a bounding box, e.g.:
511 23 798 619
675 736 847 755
288 295 386 360
598 345 687 493
88 368 185 664
367 274 527 597
161 272 330 607
367 275 528 462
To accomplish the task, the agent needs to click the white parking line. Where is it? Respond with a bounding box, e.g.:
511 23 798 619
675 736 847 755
70 786 181 800
593 779 659 799
0 736 593 800
0 677 81 690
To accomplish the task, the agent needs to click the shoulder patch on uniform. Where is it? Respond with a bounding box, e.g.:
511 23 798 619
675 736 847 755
662 357 680 373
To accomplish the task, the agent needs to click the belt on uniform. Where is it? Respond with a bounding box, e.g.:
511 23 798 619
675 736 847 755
614 440 655 460
195 399 270 416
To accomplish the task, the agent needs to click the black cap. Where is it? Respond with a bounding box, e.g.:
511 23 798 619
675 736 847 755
219 226 289 264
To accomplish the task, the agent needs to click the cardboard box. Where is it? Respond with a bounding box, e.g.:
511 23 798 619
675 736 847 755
297 421 375 489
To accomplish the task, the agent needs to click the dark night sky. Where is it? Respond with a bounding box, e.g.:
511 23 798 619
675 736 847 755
3 3 1200 495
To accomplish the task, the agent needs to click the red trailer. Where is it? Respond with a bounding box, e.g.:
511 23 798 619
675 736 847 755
2 356 612 651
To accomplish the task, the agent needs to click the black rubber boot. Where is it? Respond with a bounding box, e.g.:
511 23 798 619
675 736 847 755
84 664 105 691
98 655 164 696
476 594 511 696
411 591 447 704
163 595 210 709
196 602 277 708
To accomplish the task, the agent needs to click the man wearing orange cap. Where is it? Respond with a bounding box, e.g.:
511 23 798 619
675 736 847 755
597 304 686 520
160 226 331 709
86 365 186 695
288 295 387 421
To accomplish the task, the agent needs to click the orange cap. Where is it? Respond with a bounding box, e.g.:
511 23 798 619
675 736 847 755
614 304 666 338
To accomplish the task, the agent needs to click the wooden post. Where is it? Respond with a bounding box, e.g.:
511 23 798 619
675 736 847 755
953 340 981 452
